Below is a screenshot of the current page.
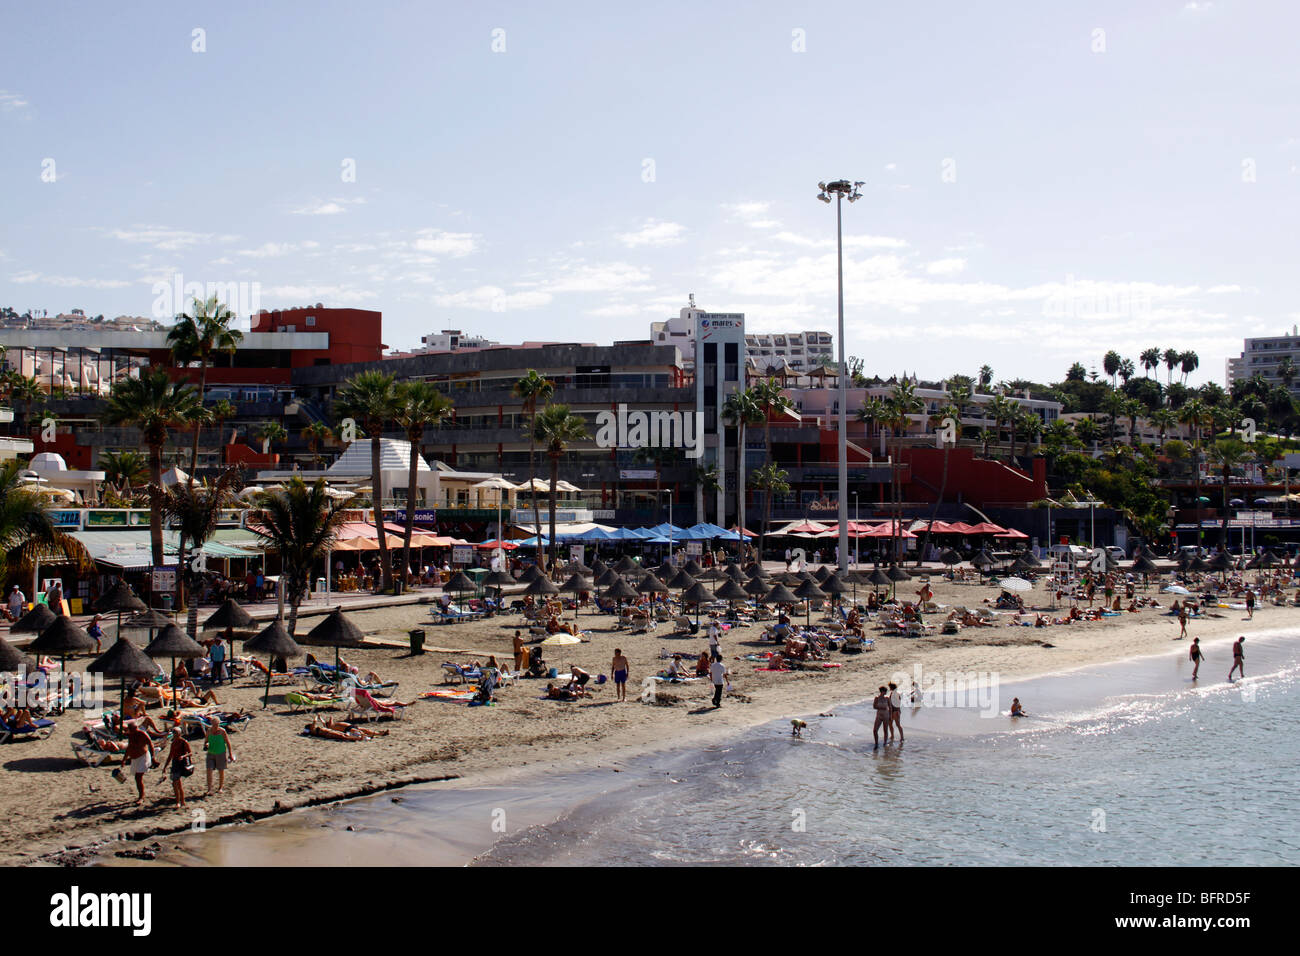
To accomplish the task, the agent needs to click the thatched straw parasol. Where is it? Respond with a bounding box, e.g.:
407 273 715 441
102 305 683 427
681 581 713 626
9 603 56 635
93 578 147 647
0 636 36 674
302 607 365 671
793 578 827 626
244 619 303 708
144 623 206 695
202 598 254 683
560 574 592 618
87 636 159 711
614 555 640 575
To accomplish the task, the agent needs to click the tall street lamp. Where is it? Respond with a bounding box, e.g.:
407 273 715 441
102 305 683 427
818 179 863 573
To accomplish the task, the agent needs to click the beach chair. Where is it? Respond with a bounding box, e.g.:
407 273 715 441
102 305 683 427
348 687 406 722
670 615 696 636
629 617 657 636
284 691 349 713
442 662 482 685
0 715 56 744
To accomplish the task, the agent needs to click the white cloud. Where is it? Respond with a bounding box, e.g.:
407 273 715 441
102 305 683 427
0 90 30 112
101 226 237 251
541 261 655 294
9 270 131 289
237 241 320 259
261 284 377 305
291 197 366 216
722 202 780 230
617 219 686 248
770 231 909 250
434 285 553 311
412 229 479 257
926 257 967 276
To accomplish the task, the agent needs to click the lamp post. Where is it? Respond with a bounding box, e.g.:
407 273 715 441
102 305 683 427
817 179 863 574
852 491 860 567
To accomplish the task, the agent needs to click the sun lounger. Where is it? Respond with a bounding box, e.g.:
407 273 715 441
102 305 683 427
348 687 406 722
441 662 481 684
284 691 349 713
0 715 56 744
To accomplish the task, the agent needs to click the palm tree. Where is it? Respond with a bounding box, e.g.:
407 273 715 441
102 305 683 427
977 428 996 457
1279 357 1297 390
1102 390 1128 447
1065 362 1088 382
161 467 240 625
1103 350 1122 387
750 461 790 562
394 380 454 579
885 379 923 560
989 394 1018 458
0 459 93 589
1018 411 1043 459
167 296 243 476
513 370 555 567
210 398 237 458
1149 407 1177 450
257 422 288 460
336 370 400 589
1140 347 1161 378
1073 416 1102 451
302 421 333 466
1208 439 1250 552
1123 397 1144 447
917 395 962 567
977 365 994 392
1179 398 1210 546
250 478 352 636
1179 350 1200 384
751 377 794 459
694 463 720 525
1118 358 1136 386
722 388 763 535
1163 348 1181 386
98 449 148 496
533 404 587 571
103 368 204 566
857 396 889 458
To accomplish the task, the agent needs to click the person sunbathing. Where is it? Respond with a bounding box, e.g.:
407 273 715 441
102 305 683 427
1 706 38 731
695 651 711 676
303 717 369 741
545 682 579 701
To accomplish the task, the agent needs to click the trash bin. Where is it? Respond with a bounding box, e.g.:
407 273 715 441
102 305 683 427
392 578 404 596
315 577 326 595
408 629 425 655
160 594 173 612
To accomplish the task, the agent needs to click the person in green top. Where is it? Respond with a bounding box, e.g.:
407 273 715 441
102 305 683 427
204 717 234 796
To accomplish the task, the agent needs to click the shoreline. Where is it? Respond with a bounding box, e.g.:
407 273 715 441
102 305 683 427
7 576 1290 867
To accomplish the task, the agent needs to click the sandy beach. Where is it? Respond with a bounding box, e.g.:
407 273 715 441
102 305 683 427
2 567 1288 866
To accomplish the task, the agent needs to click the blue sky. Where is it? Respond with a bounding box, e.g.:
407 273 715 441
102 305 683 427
2 0 1297 386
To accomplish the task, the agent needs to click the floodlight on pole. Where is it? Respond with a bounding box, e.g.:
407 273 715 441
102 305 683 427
817 178 863 573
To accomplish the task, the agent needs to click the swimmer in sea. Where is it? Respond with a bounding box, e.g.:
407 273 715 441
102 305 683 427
1009 697 1026 717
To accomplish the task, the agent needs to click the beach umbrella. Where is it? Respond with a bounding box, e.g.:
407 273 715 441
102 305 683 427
999 577 1032 592
302 607 365 672
822 573 848 598
653 561 675 580
93 579 147 647
1208 552 1234 573
614 555 640 575
144 623 205 698
715 578 749 603
594 567 619 587
724 563 745 582
1190 556 1211 574
524 575 560 597
762 582 799 606
590 558 609 577
792 579 827 628
444 570 478 595
519 564 544 584
971 549 996 569
0 636 36 674
484 569 515 610
560 574 592 618
865 567 892 595
9 603 56 636
202 598 254 679
1163 585 1191 595
87 635 159 712
637 573 669 594
30 615 95 702
667 569 697 591
886 565 912 582
743 576 769 597
561 560 593 577
813 565 832 583
683 559 705 577
939 549 963 566
244 618 303 708
541 633 582 647
603 576 639 612
681 581 713 627
123 608 173 636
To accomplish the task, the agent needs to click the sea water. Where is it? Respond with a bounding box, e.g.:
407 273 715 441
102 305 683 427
131 630 1300 867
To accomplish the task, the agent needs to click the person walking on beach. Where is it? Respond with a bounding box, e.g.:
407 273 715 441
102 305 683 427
87 614 106 653
706 621 721 659
610 648 630 702
5 585 24 622
209 637 227 685
159 731 193 809
1227 636 1246 682
710 657 728 707
872 685 891 747
120 722 155 807
1245 590 1255 620
1189 637 1203 680
888 681 905 742
1178 606 1188 639
204 716 234 795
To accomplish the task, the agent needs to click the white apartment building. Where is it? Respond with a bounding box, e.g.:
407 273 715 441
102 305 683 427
651 297 831 371
1229 329 1300 395
416 329 500 353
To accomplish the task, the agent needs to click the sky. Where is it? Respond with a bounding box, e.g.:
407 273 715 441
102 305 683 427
2 0 1297 387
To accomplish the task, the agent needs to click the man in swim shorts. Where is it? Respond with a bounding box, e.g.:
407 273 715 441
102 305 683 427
610 648 629 702
1227 636 1245 681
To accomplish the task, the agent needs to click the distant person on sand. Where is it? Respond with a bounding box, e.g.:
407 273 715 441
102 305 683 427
87 614 106 652
6 585 24 622
710 658 727 708
159 731 193 809
1178 606 1188 639
1189 637 1203 680
204 716 234 796
872 685 891 747
1227 636 1245 681
1245 590 1255 620
610 648 630 702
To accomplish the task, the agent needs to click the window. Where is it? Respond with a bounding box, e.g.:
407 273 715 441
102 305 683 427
305 315 316 327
